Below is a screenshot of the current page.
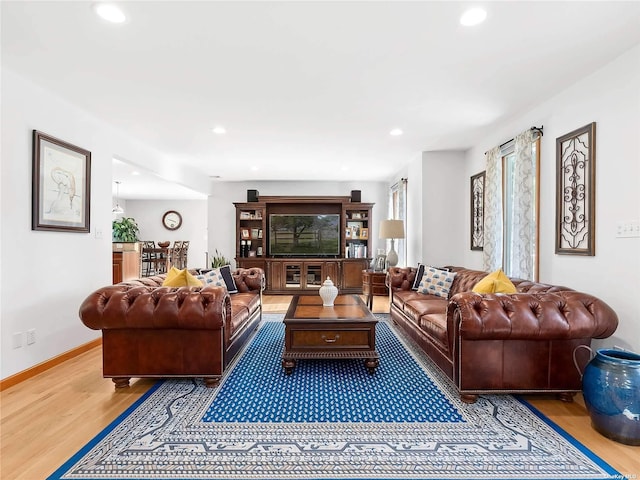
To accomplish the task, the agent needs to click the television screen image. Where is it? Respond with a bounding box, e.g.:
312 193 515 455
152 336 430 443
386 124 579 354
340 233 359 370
269 214 340 257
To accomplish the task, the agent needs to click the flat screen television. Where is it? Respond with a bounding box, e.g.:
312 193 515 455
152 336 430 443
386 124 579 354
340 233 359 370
269 214 340 257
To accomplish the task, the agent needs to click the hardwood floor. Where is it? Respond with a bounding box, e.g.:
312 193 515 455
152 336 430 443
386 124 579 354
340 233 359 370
1 295 638 479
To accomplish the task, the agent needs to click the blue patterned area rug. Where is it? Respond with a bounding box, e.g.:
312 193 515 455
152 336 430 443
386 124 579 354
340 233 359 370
49 314 621 480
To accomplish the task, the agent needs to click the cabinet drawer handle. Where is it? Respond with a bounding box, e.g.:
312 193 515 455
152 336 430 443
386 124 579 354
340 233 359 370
321 334 340 343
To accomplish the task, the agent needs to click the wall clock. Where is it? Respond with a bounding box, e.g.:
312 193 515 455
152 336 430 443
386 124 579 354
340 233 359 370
162 210 182 230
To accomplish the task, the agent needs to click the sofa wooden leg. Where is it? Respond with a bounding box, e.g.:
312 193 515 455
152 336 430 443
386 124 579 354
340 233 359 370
204 377 221 388
112 377 130 389
558 392 576 403
460 394 478 404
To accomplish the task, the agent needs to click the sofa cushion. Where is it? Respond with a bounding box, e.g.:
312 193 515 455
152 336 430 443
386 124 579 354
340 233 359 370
392 289 427 315
404 296 448 322
472 269 517 294
162 267 203 287
229 292 261 337
417 267 457 298
418 313 449 351
196 265 238 293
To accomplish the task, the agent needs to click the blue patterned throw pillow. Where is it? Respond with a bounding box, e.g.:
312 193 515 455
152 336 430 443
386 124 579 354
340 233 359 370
196 265 238 293
417 266 457 298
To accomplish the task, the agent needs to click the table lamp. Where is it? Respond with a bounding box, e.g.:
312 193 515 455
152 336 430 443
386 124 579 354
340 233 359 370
379 219 404 267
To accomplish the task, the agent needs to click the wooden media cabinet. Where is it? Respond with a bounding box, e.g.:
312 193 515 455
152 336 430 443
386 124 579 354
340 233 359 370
234 195 374 294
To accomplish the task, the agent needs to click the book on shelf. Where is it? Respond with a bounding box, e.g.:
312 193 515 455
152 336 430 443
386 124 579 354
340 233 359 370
347 243 367 258
240 210 262 220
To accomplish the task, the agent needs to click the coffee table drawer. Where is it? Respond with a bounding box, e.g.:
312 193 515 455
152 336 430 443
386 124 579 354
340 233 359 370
291 329 372 349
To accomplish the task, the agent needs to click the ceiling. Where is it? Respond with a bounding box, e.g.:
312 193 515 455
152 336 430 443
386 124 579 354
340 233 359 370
3 1 640 198
112 158 208 200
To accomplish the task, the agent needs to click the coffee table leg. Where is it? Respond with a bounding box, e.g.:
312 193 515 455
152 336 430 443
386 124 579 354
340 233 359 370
365 357 379 374
282 358 296 375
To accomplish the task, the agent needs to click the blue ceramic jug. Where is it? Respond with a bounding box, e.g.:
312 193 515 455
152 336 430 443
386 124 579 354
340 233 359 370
581 348 640 445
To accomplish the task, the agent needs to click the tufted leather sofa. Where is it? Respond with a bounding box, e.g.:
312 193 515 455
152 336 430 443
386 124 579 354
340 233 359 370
387 266 618 403
80 267 264 389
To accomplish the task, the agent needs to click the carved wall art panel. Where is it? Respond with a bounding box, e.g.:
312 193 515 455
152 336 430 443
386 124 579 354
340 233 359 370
470 171 485 251
555 123 596 255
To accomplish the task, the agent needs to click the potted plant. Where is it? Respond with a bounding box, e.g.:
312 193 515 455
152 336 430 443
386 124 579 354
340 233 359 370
112 217 140 246
210 249 231 268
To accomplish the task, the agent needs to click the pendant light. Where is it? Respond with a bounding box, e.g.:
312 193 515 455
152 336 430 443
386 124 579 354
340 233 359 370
112 181 124 214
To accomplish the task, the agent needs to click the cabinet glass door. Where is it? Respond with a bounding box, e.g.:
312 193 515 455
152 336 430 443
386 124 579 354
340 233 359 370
285 264 302 288
305 264 323 289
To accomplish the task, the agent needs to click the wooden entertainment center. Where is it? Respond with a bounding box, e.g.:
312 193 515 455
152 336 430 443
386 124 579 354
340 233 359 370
234 196 374 294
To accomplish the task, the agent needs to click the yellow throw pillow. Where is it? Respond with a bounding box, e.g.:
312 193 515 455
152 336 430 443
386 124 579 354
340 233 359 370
162 268 203 287
163 266 182 284
184 270 204 287
472 269 517 294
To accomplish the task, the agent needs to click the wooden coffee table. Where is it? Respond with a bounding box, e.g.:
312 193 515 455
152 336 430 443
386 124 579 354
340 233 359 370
282 294 380 375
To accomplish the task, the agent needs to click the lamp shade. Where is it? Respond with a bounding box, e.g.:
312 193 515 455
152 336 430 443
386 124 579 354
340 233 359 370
112 181 124 214
112 204 124 214
379 219 405 239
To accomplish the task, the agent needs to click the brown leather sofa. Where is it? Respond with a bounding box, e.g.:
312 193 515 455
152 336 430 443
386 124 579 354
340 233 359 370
387 266 618 403
80 267 264 389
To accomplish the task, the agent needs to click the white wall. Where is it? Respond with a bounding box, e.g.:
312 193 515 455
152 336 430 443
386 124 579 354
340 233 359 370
123 199 208 269
405 156 423 267
394 151 467 268
207 181 389 269
421 151 467 268
0 68 208 379
458 45 640 352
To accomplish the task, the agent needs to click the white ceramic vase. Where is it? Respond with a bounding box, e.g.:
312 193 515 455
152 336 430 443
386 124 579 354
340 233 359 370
319 276 338 306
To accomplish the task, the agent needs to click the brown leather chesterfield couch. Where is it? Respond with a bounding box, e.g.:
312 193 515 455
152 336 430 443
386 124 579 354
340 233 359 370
80 267 264 389
387 266 618 403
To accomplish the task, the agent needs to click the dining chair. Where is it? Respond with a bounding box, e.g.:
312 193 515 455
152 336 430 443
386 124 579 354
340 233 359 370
141 240 156 277
172 241 184 269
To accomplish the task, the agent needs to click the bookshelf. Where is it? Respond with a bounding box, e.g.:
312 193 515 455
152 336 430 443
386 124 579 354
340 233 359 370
343 205 372 259
234 197 374 294
234 203 266 259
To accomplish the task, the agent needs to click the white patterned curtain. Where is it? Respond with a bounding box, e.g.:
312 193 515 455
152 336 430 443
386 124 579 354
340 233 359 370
508 129 536 279
388 178 407 266
483 146 502 272
483 128 538 280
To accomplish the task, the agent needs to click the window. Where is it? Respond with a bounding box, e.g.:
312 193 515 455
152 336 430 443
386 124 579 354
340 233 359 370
484 129 540 281
388 178 407 265
501 137 540 280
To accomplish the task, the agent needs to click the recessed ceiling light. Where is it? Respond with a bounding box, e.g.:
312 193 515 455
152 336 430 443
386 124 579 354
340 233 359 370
212 126 226 135
131 170 140 176
93 3 126 23
389 128 403 136
251 166 259 171
460 7 487 26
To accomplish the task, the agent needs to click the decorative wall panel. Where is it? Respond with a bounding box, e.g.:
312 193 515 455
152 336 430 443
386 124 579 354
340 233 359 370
556 123 596 255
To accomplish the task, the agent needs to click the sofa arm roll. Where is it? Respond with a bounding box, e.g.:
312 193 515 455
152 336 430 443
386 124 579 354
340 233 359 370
448 291 618 340
79 285 231 330
387 267 417 291
233 267 265 292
